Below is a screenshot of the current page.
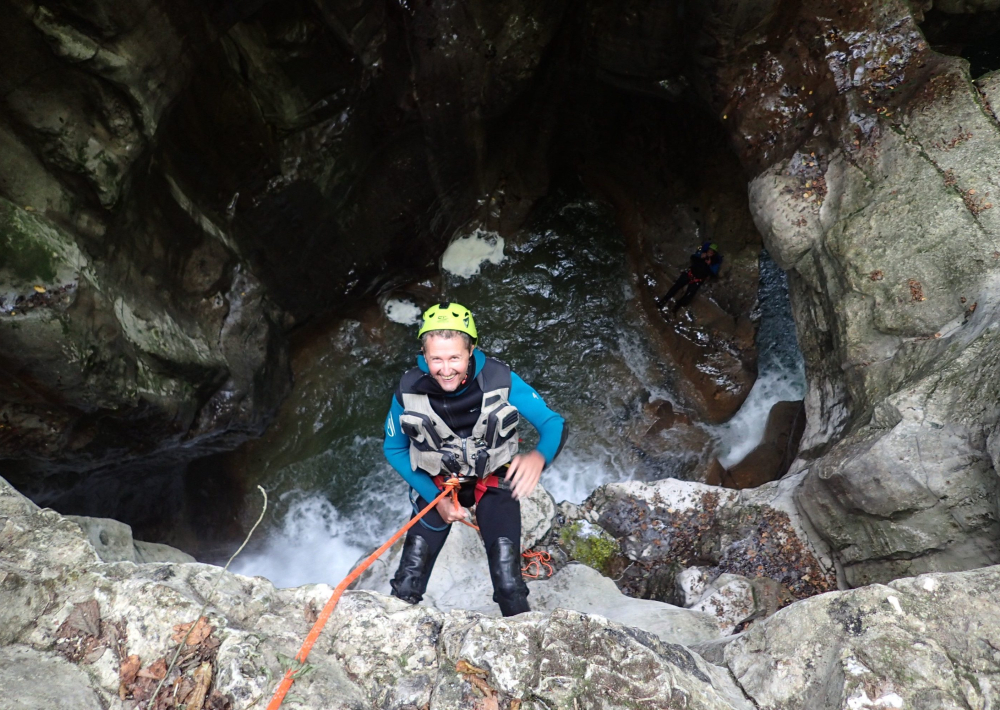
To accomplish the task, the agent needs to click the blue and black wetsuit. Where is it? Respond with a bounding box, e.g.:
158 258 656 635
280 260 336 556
382 349 566 614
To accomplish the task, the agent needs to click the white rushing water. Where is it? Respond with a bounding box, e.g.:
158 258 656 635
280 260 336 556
230 493 372 589
708 251 806 467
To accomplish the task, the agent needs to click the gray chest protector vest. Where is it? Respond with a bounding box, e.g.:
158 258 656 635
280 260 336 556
398 358 520 478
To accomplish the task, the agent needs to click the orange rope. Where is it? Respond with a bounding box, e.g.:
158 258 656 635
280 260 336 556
521 549 553 579
266 478 465 710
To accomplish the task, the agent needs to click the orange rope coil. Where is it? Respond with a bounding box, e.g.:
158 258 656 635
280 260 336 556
520 549 553 579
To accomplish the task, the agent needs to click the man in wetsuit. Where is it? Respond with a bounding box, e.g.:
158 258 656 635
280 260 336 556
383 302 566 616
657 242 723 313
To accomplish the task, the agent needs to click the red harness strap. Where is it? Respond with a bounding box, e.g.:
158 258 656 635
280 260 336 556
685 268 703 285
433 469 507 506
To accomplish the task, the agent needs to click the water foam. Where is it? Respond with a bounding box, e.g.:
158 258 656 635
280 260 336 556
384 298 422 325
543 446 636 505
708 250 806 468
232 493 380 589
441 228 505 278
711 363 805 467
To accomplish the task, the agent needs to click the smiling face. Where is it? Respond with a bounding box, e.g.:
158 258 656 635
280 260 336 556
422 334 474 392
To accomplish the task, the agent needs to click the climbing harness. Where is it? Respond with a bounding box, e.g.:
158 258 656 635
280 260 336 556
400 357 520 479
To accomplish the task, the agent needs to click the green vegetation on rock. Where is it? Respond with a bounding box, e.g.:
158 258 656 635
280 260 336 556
559 520 620 578
0 201 58 283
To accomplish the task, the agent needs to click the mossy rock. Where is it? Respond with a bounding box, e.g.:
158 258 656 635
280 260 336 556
0 198 74 286
559 520 620 578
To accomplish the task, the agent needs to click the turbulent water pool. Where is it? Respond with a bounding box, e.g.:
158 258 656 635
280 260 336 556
228 190 804 589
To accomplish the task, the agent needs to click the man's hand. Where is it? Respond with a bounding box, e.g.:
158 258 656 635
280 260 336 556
435 496 469 524
508 450 546 500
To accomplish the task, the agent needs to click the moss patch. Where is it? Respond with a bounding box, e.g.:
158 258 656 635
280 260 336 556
0 200 59 283
559 520 620 577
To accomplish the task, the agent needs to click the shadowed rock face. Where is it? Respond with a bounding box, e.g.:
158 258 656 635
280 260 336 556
0 1 765 496
0 0 572 480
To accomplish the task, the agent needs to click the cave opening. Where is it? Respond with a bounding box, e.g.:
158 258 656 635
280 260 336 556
919 7 1000 78
2 0 808 565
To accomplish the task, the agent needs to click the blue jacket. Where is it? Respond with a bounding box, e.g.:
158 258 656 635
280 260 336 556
383 349 566 502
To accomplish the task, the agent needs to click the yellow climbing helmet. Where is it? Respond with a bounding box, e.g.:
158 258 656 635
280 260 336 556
417 302 478 342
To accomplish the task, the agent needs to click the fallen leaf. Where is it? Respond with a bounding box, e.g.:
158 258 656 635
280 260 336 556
172 617 213 645
33 285 45 293
510 700 522 710
469 675 493 697
456 660 489 677
58 600 101 639
137 658 168 681
187 662 213 710
174 675 196 704
475 696 499 710
304 602 319 624
119 655 141 698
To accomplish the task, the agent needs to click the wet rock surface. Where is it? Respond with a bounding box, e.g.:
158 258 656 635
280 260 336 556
1 0 775 496
587 477 837 606
0 475 757 710
721 0 1000 583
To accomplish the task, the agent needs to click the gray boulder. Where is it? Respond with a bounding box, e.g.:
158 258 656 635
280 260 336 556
0 645 104 710
66 515 195 564
728 0 1000 586
725 565 1000 710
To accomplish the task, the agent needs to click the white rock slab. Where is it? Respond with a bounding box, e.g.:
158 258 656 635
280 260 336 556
528 563 724 647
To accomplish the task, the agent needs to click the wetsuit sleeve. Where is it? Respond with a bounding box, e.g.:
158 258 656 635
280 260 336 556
710 256 722 276
383 397 441 503
509 372 567 466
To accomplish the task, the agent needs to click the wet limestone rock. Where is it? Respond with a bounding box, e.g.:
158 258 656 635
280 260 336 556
724 565 1000 710
588 476 837 605
695 0 1000 585
66 515 195 565
0 1 291 477
755 57 1000 585
0 474 755 710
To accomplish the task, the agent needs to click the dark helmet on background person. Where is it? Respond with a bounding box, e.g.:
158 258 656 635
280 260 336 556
417 302 478 343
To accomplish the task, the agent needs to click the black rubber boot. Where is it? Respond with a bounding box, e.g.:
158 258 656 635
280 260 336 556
390 534 434 604
487 537 530 616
